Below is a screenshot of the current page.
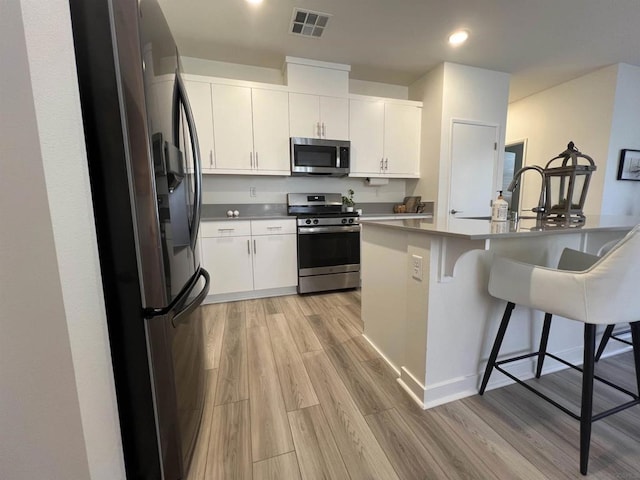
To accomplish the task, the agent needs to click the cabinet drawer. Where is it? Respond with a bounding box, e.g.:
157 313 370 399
251 219 296 236
201 220 251 238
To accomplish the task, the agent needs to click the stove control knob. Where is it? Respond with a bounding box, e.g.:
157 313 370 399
341 218 347 224
313 219 319 225
349 218 354 224
305 219 312 225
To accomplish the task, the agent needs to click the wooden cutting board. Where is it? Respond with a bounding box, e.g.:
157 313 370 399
403 196 421 213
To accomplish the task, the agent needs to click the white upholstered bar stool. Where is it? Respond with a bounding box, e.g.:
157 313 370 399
594 238 634 361
479 224 640 475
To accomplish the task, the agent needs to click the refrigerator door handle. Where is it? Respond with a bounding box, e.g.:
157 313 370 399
143 267 210 325
174 73 203 251
171 268 210 327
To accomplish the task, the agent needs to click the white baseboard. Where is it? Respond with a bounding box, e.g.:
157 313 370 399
361 334 401 376
376 340 631 411
203 286 297 304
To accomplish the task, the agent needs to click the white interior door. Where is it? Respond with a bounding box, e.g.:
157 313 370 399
449 122 499 218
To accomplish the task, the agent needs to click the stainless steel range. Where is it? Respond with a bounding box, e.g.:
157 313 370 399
288 193 360 294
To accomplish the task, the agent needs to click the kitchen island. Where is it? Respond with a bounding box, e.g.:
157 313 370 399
360 215 640 408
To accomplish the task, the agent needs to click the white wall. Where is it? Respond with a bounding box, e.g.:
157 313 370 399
408 64 444 212
202 175 406 205
0 1 125 479
181 56 410 99
349 79 408 100
506 64 618 215
408 63 510 216
179 56 285 84
602 63 640 215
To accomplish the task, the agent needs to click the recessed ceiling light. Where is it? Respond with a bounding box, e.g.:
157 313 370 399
246 0 263 5
448 29 469 46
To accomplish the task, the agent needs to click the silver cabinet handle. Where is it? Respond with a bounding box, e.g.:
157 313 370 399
316 122 321 138
266 226 282 230
322 122 326 138
450 209 463 214
253 239 257 254
209 150 213 168
380 158 384 171
255 151 259 169
247 239 250 254
218 228 235 232
385 158 388 170
250 151 253 168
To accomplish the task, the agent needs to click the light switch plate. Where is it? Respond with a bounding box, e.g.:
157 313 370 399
411 254 423 281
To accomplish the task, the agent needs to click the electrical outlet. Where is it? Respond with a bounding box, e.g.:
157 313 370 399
411 254 423 281
249 186 256 197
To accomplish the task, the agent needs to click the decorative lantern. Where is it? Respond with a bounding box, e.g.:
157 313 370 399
543 142 596 224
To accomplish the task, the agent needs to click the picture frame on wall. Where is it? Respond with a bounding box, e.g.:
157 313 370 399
617 149 640 181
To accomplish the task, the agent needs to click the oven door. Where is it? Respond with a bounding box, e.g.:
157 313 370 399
297 225 360 275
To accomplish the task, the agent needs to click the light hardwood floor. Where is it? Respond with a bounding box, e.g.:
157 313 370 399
188 291 640 479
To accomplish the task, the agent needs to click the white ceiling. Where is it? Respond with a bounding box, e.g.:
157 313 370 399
157 0 640 102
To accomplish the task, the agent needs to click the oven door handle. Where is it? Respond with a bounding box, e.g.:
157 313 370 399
298 226 361 234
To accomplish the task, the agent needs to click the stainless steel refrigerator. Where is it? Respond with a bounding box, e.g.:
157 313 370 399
69 0 209 478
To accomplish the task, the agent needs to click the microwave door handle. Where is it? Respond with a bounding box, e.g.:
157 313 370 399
175 72 202 250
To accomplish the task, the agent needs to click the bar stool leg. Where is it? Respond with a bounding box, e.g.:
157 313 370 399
580 324 596 475
630 321 640 395
480 302 515 395
536 313 553 378
595 324 615 362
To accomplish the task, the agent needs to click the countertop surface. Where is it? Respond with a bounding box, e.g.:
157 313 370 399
201 213 433 222
200 201 435 222
360 215 640 240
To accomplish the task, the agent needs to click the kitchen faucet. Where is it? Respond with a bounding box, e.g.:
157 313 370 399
507 165 546 221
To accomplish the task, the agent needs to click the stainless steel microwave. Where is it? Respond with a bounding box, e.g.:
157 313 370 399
290 137 350 177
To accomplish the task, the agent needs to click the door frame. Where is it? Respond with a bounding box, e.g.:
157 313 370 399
446 119 500 217
504 138 528 214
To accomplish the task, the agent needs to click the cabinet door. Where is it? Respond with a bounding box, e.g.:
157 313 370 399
349 99 384 175
201 236 254 294
252 89 290 173
383 103 421 176
289 93 321 138
211 84 254 170
184 80 215 171
319 96 349 140
252 234 298 290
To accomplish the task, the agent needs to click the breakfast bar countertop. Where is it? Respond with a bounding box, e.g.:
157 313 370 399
360 214 640 240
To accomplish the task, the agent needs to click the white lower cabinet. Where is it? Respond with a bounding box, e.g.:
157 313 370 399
252 234 297 290
203 235 254 295
200 219 297 298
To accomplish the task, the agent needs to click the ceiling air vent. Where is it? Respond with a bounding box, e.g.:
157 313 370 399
289 8 331 38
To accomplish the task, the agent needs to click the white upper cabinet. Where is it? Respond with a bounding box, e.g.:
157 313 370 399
349 98 421 178
251 88 290 173
319 96 349 140
383 102 421 177
184 80 216 172
289 93 349 140
185 81 290 175
349 98 385 175
180 73 422 177
211 84 254 171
